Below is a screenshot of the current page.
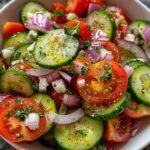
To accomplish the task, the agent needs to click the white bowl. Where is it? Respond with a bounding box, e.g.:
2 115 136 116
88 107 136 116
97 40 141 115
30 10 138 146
0 0 150 150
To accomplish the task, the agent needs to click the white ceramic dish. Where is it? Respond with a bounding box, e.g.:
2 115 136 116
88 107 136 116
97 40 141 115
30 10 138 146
0 0 150 150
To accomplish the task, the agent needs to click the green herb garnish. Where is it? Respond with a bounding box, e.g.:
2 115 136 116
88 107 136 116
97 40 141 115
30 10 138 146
15 97 23 104
65 23 80 37
80 40 91 49
55 9 64 17
81 66 89 75
100 62 112 81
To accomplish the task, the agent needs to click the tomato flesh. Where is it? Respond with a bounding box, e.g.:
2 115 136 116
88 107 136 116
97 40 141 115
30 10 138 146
0 98 46 142
104 115 131 142
2 22 26 39
102 42 121 62
77 60 128 105
124 99 150 119
12 63 34 72
65 19 91 45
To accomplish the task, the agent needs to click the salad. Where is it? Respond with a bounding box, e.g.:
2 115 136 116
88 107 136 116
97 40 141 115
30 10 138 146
0 0 150 149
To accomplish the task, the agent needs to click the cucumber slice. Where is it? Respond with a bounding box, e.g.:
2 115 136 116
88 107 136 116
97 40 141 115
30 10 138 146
54 117 103 150
86 11 116 41
82 95 128 120
32 93 57 134
126 59 147 69
129 65 150 106
34 29 79 69
129 20 150 40
0 68 35 97
21 2 47 23
40 131 57 147
2 32 27 66
11 43 37 67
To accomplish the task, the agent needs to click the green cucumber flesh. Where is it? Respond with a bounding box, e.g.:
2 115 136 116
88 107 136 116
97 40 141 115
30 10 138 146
11 43 37 67
54 117 103 150
82 95 128 120
0 68 35 97
34 29 79 69
86 11 116 41
32 93 57 134
2 32 28 66
129 65 150 106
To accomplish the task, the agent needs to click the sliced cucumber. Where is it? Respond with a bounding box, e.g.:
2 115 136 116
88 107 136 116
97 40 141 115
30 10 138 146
40 131 57 147
0 68 35 97
34 29 79 69
11 43 37 67
32 93 57 134
86 11 116 41
2 32 28 66
82 95 128 120
129 65 150 106
21 2 47 23
54 117 103 150
129 20 150 45
126 59 147 69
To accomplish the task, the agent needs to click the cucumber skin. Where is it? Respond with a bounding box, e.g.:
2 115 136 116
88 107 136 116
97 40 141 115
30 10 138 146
34 30 79 69
129 65 150 106
86 11 116 41
0 68 36 97
83 95 129 121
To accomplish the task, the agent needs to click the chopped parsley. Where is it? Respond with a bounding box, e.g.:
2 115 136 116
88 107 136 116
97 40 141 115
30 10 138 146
5 111 11 118
65 23 80 37
55 9 64 17
66 66 78 75
15 97 23 104
80 40 91 49
81 66 89 75
13 106 32 121
100 62 112 81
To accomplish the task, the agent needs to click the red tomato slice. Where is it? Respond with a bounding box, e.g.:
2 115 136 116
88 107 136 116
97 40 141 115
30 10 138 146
67 0 90 17
77 60 128 105
124 99 150 119
65 19 91 44
12 63 34 72
104 115 131 142
0 98 46 142
49 89 62 110
51 2 67 24
102 42 121 62
90 0 105 5
2 22 26 39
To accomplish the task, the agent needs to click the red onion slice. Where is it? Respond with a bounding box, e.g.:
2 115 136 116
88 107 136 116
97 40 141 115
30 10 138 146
124 65 134 77
25 14 53 33
62 94 81 108
27 68 54 77
39 78 49 93
45 70 60 83
88 3 101 14
52 79 67 94
117 40 149 62
25 113 40 131
77 78 86 88
124 34 135 42
92 29 109 41
59 71 72 83
84 50 100 63
45 108 85 125
0 93 11 102
144 26 150 41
